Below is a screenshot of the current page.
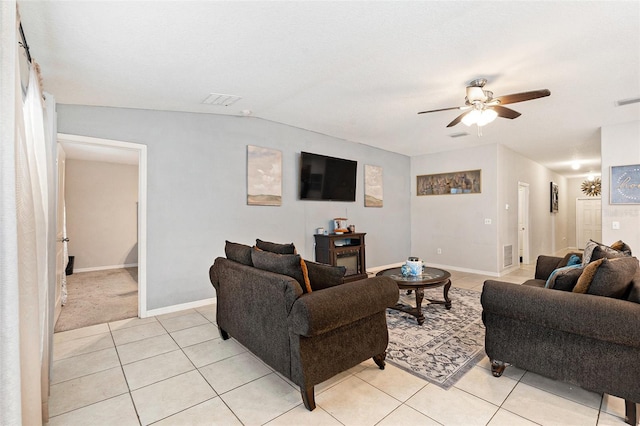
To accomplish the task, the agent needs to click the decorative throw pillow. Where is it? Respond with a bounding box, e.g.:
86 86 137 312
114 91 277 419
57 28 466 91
304 260 346 291
610 240 632 256
250 249 312 293
545 264 582 290
581 240 601 266
255 239 297 255
587 257 638 299
225 241 253 266
573 258 604 293
590 245 627 262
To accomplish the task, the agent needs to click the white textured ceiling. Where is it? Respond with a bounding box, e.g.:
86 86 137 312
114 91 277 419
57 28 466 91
18 1 640 176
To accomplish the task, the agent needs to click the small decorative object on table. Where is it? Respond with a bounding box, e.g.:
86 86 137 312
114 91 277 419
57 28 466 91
402 257 424 276
333 218 348 234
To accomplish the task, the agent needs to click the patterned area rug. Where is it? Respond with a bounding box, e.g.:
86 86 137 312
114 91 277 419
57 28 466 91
385 286 485 389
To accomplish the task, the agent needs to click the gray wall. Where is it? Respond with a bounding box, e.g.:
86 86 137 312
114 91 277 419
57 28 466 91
497 145 568 267
601 120 640 250
65 159 139 270
410 144 499 273
57 105 412 310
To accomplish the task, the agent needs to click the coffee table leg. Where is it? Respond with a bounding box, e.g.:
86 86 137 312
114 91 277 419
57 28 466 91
415 288 425 325
443 280 452 309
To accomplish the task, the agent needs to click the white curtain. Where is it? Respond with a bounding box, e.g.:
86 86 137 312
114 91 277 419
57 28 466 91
1 4 55 424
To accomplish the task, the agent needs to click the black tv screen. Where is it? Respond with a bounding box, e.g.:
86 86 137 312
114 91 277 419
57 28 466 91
299 152 357 201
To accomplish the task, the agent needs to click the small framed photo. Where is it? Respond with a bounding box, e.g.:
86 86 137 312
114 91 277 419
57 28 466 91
550 182 559 213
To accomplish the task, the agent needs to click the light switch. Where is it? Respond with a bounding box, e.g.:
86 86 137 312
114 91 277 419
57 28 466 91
484 218 492 225
612 221 620 230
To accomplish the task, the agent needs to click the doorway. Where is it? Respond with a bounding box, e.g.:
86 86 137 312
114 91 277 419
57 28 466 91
576 198 602 249
518 182 530 264
56 134 147 320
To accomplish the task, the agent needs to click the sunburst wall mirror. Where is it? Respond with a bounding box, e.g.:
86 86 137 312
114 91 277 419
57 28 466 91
581 177 601 197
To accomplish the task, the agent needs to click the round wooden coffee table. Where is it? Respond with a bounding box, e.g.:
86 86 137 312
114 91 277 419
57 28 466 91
376 266 452 325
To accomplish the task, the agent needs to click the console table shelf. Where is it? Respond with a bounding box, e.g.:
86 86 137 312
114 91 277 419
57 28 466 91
314 233 367 282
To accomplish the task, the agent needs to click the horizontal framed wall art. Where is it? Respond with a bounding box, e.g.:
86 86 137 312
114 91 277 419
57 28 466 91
417 169 481 196
247 145 282 206
610 164 640 204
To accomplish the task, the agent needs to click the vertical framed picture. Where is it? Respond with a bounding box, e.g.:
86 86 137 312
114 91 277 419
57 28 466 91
610 164 640 204
550 182 559 212
247 145 282 206
364 164 383 207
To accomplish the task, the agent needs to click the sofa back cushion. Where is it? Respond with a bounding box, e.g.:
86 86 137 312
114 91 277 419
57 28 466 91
251 249 312 293
573 256 639 298
225 241 253 266
256 239 296 254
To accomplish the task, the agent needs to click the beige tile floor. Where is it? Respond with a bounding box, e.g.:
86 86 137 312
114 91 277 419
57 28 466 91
47 262 631 426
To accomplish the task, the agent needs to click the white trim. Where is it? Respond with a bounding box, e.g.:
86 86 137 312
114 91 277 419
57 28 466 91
145 298 217 318
73 263 138 273
57 133 148 318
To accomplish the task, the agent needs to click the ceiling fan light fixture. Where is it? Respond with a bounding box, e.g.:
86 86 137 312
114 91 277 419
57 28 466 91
462 108 497 127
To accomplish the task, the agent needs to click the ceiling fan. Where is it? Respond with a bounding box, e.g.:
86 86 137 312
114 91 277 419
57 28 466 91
418 79 550 128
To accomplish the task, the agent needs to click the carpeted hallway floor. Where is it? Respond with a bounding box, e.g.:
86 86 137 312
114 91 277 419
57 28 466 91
54 267 138 332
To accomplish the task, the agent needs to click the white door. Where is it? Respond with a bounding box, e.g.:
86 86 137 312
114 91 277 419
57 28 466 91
576 198 602 249
518 183 530 264
55 144 67 323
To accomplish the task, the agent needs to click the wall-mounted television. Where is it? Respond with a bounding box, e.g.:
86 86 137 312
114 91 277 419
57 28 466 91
299 151 357 201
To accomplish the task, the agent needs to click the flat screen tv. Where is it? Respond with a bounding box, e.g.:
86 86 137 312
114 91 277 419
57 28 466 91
299 151 357 201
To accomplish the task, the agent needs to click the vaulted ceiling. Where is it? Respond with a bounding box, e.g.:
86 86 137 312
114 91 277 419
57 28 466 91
18 1 640 176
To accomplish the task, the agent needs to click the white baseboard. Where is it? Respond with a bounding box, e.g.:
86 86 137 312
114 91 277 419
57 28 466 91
144 297 217 318
73 263 138 273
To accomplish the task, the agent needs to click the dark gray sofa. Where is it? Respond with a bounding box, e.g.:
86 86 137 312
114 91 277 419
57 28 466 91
481 254 640 425
209 244 399 411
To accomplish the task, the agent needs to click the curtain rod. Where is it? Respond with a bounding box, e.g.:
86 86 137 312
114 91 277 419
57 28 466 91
18 22 32 64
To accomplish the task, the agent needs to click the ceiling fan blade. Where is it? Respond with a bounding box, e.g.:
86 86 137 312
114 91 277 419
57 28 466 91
492 105 521 119
495 89 550 105
446 111 469 127
417 106 462 114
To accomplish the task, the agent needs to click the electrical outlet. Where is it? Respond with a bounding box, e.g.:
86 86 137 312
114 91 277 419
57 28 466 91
612 221 620 230
437 248 442 254
484 218 492 225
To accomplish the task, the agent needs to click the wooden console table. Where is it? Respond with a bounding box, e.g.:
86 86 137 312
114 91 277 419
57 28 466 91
314 233 367 282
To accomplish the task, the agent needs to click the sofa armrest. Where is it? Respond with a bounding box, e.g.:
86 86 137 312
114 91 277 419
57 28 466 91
482 280 640 348
289 276 399 337
534 255 562 280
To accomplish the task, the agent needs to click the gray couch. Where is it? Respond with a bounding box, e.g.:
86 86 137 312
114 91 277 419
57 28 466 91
481 253 640 425
209 241 399 410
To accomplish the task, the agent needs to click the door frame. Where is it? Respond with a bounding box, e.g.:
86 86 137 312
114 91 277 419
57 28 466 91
518 182 531 264
57 133 148 317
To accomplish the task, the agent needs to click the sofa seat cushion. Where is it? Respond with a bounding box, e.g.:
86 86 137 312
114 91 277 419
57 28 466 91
574 257 639 298
225 240 253 266
251 249 312 293
523 279 546 288
256 239 296 254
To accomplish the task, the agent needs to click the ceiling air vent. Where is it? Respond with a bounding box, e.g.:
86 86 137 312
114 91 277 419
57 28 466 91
202 93 242 106
616 97 640 107
449 132 469 138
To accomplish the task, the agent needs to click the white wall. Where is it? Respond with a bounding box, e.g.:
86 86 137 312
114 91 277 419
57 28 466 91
601 120 640 251
411 144 499 273
57 105 412 310
65 159 139 270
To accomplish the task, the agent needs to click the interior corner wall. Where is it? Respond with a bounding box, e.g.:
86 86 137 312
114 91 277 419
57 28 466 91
410 144 499 274
497 145 568 267
601 120 640 250
65 159 139 270
56 105 411 310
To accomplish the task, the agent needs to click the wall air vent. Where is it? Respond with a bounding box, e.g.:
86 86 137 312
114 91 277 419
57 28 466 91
202 93 242 106
449 132 469 138
503 245 513 268
615 97 640 107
